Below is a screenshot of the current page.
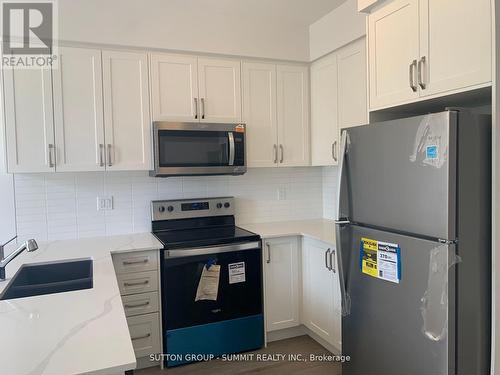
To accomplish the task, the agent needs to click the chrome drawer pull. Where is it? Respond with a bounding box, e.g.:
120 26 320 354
122 259 148 265
124 280 149 287
132 333 151 341
124 301 150 309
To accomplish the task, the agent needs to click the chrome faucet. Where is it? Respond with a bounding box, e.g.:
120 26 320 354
0 238 38 280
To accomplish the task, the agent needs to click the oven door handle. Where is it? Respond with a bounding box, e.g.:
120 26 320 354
228 132 235 166
164 241 260 259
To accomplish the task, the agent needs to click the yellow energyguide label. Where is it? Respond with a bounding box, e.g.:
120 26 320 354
361 237 378 277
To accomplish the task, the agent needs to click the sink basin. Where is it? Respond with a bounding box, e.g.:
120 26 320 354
0 259 93 300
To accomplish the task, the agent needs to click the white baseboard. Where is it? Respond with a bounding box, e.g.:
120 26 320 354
266 325 341 355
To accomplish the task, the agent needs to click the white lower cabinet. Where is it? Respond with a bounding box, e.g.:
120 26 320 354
263 237 300 331
262 236 341 351
301 237 341 350
112 250 161 370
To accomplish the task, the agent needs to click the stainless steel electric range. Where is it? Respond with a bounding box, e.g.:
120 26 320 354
151 197 264 367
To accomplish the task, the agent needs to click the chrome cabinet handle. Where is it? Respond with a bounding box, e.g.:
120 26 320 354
279 145 284 164
409 60 418 92
325 248 331 270
266 242 271 264
123 258 148 265
48 144 55 168
98 144 104 167
332 141 338 162
131 333 151 341
330 249 336 273
273 145 278 164
124 301 150 309
107 144 112 167
194 98 198 119
201 98 205 119
418 56 426 90
124 280 149 287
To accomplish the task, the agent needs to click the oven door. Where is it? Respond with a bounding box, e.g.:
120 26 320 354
152 122 246 176
162 241 263 330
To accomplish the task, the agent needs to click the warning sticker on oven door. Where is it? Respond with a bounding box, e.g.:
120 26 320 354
360 237 401 284
228 262 246 284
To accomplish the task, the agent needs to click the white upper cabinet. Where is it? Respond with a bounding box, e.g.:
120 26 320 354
419 0 492 97
310 37 367 167
3 67 55 173
150 53 199 122
102 50 151 171
337 37 368 128
302 237 341 350
53 47 105 172
242 62 278 167
198 57 242 123
310 53 339 166
368 0 420 109
368 0 492 110
276 64 310 167
263 237 300 332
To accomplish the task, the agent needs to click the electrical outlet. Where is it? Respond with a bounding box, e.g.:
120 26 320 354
97 196 113 211
277 186 286 201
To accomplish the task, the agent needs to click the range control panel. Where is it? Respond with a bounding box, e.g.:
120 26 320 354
151 197 235 221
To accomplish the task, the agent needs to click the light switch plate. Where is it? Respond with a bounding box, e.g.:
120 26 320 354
97 196 113 211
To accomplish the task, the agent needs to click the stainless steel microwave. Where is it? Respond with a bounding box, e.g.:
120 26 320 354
150 122 247 177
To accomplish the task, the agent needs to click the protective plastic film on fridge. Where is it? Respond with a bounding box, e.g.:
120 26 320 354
335 109 491 375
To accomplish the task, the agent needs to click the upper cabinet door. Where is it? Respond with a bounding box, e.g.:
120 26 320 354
310 54 339 167
337 37 368 128
150 53 199 122
53 47 105 172
102 50 151 171
3 67 55 173
276 64 310 167
242 62 278 168
368 0 420 110
198 57 242 123
418 0 492 97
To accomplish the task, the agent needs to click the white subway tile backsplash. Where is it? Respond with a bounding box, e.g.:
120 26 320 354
322 166 339 220
14 167 330 241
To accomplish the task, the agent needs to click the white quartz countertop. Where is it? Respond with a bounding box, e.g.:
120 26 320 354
0 233 163 375
240 219 336 245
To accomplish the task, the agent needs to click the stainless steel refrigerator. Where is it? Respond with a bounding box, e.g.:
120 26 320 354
335 109 491 375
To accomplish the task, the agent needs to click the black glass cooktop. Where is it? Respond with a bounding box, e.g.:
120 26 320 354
153 225 260 249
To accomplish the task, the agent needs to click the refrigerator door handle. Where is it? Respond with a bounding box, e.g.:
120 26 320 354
335 130 350 222
335 222 351 316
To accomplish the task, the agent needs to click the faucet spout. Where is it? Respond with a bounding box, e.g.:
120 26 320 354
0 239 38 280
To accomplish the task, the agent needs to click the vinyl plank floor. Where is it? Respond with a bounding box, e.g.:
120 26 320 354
135 335 342 375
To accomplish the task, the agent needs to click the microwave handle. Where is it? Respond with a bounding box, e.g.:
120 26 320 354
228 132 235 166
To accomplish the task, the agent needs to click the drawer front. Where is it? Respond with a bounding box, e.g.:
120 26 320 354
127 312 161 358
117 270 158 295
113 250 158 274
122 292 159 317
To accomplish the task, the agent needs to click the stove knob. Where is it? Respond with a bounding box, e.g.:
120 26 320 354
167 206 174 212
216 203 223 209
159 206 165 213
224 202 231 208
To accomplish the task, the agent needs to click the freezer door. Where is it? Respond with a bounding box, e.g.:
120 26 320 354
341 225 455 375
340 111 457 240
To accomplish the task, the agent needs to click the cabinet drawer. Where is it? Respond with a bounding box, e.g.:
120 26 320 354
113 250 158 274
127 312 161 358
117 271 158 295
122 292 159 317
